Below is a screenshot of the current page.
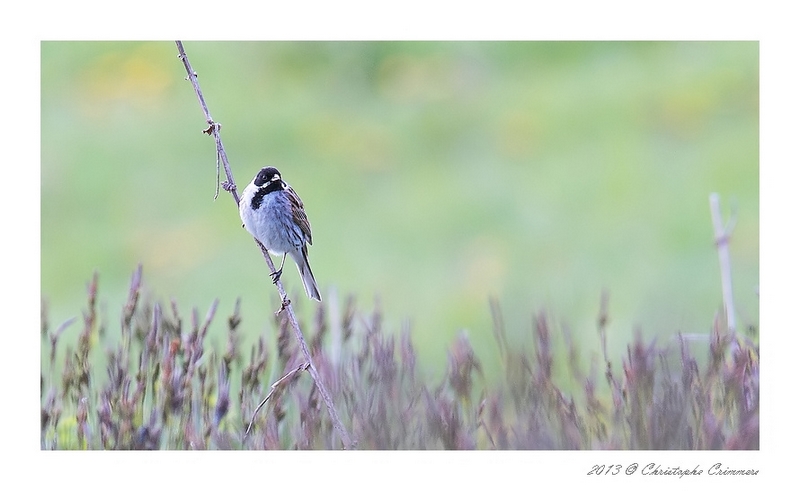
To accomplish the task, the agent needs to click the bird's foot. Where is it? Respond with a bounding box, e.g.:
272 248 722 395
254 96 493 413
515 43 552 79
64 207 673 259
270 268 283 285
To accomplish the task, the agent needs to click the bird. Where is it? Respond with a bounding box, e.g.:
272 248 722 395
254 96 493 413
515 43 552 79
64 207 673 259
239 166 321 302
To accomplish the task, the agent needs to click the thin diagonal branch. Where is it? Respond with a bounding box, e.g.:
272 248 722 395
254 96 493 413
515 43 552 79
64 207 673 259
174 41 354 449
175 41 239 205
245 362 309 437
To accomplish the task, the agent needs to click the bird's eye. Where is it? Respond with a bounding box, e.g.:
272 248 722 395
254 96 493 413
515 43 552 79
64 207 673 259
254 171 270 186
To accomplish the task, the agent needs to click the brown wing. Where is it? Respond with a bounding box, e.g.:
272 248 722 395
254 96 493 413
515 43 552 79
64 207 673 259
285 184 313 245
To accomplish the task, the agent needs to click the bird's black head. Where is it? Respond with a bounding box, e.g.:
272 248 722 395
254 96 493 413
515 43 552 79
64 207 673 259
254 166 282 187
250 167 284 210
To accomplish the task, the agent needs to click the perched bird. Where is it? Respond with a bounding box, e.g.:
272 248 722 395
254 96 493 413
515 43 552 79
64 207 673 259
239 166 321 301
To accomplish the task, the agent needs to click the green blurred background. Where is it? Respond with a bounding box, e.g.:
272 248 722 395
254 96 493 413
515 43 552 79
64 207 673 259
41 41 758 379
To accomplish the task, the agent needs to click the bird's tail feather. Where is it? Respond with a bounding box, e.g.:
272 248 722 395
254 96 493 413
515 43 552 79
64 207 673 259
292 248 321 302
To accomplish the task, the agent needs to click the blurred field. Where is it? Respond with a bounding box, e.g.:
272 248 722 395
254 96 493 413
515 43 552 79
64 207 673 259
41 41 758 378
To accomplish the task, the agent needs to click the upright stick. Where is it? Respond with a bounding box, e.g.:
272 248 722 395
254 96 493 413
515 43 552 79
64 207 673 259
175 41 353 449
709 192 736 335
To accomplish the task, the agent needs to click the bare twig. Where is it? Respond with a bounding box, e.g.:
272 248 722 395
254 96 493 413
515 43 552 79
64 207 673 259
174 41 354 448
245 362 309 437
709 193 736 335
175 40 239 205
